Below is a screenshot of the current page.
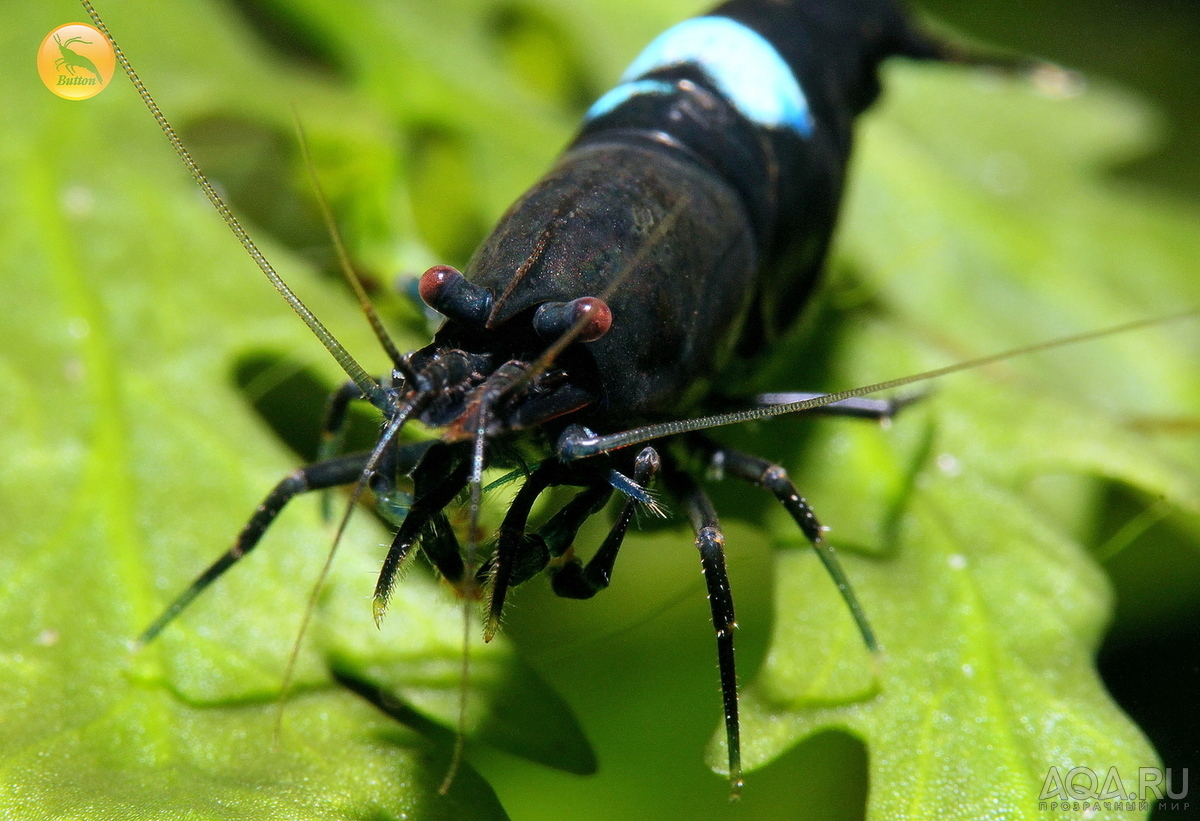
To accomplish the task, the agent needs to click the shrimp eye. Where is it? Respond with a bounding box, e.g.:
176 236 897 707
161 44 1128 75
533 296 613 343
418 265 492 326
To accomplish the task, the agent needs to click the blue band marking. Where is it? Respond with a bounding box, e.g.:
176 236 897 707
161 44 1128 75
586 16 813 136
586 79 677 121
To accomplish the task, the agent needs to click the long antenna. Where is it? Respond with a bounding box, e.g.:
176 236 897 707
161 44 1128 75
292 113 406 368
559 307 1200 460
79 0 386 409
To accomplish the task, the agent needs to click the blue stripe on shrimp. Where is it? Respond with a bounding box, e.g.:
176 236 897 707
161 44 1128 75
587 16 814 136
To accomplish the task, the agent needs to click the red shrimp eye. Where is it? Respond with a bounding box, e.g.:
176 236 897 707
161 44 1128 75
418 265 493 326
418 264 462 309
572 297 612 342
533 296 613 343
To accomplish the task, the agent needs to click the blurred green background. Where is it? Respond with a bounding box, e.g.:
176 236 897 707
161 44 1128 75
926 0 1200 199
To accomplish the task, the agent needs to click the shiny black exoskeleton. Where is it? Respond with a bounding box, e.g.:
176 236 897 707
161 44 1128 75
137 0 967 794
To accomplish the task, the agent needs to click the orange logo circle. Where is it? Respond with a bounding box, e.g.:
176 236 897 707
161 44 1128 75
38 23 115 100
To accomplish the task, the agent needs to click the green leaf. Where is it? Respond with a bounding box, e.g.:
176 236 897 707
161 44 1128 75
726 67 1200 818
5 0 1199 819
1 0 592 817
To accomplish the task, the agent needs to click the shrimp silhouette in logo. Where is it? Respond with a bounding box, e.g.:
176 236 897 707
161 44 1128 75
53 33 102 81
